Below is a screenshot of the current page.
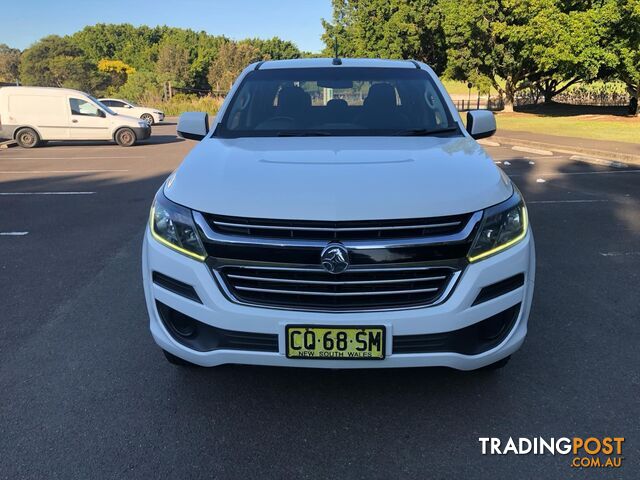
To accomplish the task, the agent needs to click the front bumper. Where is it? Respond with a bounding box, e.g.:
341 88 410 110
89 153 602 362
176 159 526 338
142 227 535 370
133 126 152 141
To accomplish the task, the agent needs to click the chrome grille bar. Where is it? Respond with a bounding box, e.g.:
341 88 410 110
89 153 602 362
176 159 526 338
235 286 440 296
227 274 447 285
213 220 462 232
226 265 454 273
193 210 483 249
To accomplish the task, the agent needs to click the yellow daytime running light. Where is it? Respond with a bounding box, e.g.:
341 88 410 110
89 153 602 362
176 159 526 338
467 206 528 263
149 206 206 262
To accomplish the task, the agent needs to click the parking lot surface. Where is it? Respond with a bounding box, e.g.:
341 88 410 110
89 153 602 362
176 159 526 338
1 124 638 478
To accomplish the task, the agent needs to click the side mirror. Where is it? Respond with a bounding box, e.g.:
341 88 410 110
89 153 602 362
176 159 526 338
177 112 209 141
125 104 133 109
466 110 496 139
98 110 106 118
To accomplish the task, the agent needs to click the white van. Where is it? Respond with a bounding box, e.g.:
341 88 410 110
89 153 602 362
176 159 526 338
0 86 151 147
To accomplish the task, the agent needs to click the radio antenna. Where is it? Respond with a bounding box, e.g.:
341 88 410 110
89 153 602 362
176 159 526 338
332 36 342 65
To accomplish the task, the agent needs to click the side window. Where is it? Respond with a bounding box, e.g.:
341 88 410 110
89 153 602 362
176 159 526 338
102 100 114 107
69 98 101 117
112 101 126 108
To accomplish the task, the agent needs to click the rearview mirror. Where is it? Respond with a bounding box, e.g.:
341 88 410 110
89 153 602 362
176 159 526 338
318 79 353 89
466 110 496 139
177 112 209 141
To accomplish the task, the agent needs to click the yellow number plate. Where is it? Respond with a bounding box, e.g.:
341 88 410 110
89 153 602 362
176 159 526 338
286 326 386 360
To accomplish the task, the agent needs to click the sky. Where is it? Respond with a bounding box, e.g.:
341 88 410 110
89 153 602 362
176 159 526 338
0 0 333 52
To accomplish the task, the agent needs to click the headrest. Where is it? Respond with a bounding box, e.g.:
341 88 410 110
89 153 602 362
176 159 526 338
364 83 397 110
326 98 348 110
277 86 311 113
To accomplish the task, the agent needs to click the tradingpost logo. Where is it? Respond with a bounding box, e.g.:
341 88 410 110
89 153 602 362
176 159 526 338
479 437 625 468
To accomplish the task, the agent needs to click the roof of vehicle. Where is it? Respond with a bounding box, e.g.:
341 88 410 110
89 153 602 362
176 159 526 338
99 98 128 101
257 58 419 70
0 86 89 96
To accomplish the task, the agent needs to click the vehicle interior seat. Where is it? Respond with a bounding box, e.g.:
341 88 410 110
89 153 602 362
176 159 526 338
321 98 350 124
356 83 410 129
276 86 311 120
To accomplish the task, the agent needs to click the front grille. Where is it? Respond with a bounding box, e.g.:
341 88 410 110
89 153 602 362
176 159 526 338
195 210 480 311
204 213 471 241
217 264 457 310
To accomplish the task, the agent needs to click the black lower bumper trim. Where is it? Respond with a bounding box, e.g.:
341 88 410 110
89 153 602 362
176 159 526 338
133 126 151 140
473 273 525 306
152 271 201 303
155 301 278 352
392 303 521 355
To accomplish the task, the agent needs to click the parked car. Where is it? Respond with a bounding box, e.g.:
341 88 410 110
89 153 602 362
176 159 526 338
99 98 164 125
0 86 151 147
143 58 535 371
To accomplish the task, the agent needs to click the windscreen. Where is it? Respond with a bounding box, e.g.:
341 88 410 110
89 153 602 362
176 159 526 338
216 67 458 137
88 95 116 115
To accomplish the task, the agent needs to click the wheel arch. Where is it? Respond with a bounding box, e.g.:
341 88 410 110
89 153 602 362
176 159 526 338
13 125 43 140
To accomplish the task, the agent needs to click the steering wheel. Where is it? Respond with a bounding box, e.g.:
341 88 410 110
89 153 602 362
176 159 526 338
267 116 295 123
255 116 297 130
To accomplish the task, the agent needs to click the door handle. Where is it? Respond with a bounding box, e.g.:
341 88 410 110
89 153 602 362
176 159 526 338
72 119 78 123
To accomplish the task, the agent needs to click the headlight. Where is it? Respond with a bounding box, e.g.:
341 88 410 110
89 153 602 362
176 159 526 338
138 121 148 127
467 189 528 262
149 190 206 261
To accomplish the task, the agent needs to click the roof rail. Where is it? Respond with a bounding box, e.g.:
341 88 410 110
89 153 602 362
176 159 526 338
254 61 265 71
408 60 421 69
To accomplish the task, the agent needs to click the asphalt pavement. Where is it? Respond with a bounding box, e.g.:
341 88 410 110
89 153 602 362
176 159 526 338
1 124 638 479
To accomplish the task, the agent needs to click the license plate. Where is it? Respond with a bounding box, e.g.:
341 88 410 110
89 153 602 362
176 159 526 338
286 325 385 360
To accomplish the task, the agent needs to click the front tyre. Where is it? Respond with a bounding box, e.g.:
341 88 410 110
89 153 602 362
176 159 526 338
163 350 197 367
479 355 511 371
141 113 155 125
115 127 136 147
15 128 41 148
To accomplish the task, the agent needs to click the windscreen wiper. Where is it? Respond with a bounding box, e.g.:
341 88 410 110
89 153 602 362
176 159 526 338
276 131 332 137
392 127 460 136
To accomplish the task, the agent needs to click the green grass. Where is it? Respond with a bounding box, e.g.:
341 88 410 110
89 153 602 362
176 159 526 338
159 95 224 117
441 79 474 96
496 113 639 144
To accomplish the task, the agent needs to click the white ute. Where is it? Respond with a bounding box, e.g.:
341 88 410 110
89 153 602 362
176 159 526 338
0 86 151 147
142 58 535 371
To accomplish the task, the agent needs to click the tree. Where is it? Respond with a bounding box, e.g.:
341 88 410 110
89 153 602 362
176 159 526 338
531 4 617 103
321 0 447 72
189 33 228 89
71 23 165 71
247 37 301 60
97 59 135 89
0 44 21 83
115 70 162 102
207 41 262 91
156 41 191 86
606 0 640 115
442 0 558 111
19 35 106 91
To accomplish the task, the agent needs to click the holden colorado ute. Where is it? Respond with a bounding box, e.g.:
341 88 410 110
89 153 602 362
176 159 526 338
142 58 535 371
